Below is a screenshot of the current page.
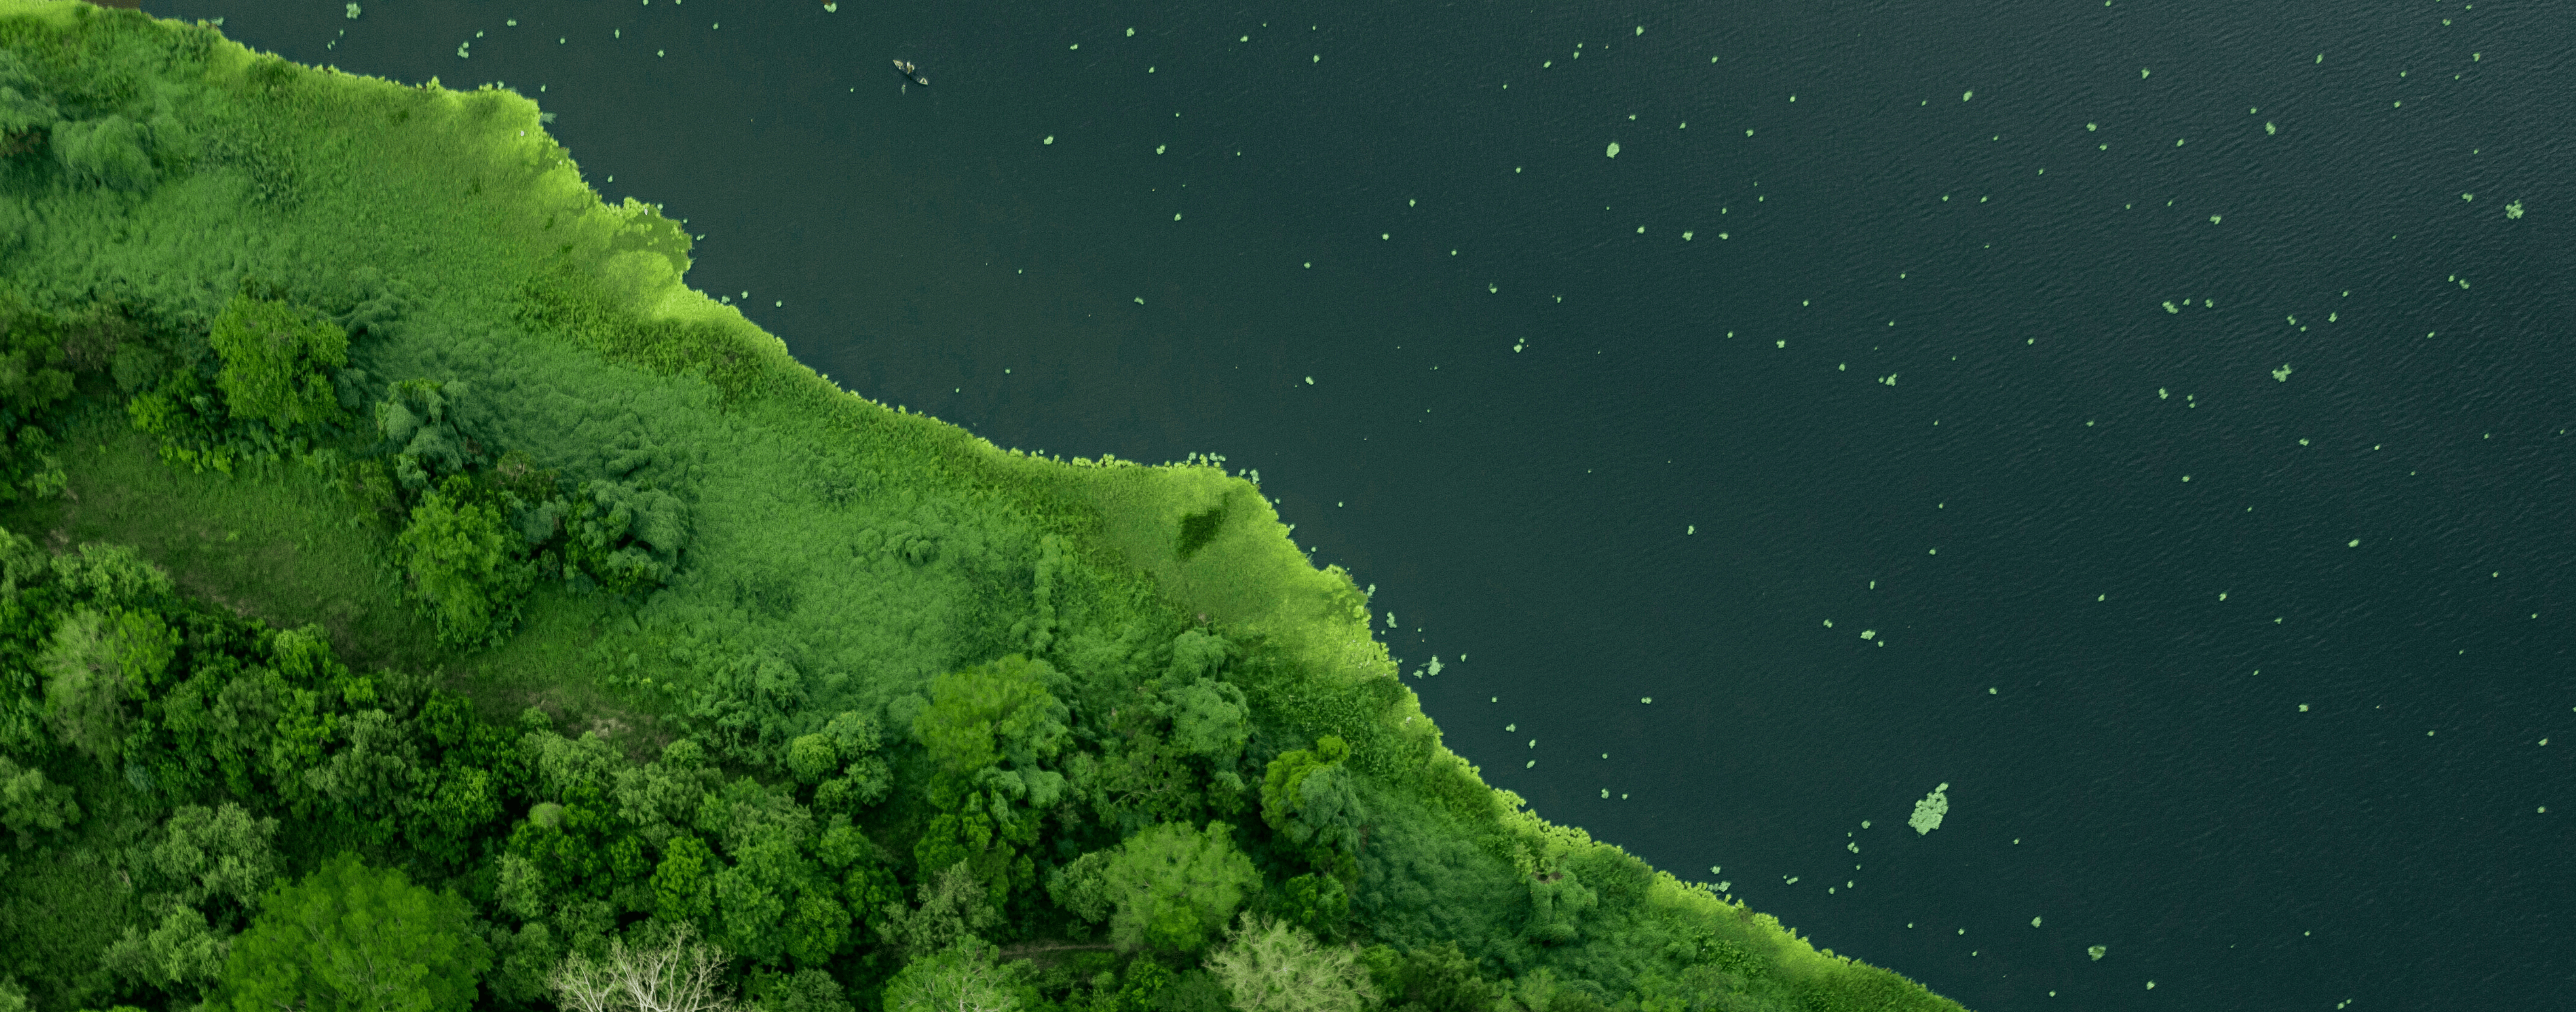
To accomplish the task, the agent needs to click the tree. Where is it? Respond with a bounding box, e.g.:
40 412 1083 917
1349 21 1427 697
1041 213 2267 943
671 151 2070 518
814 824 903 942
0 754 78 841
786 713 890 802
103 905 228 997
785 734 839 784
879 938 1023 1012
374 379 494 489
550 923 742 1012
1164 629 1232 682
874 861 999 956
208 292 349 429
1496 968 1615 1012
1202 914 1374 1012
1050 822 1258 954
396 474 534 648
908 657 1069 903
46 540 175 605
654 835 718 924
911 656 1070 793
1275 874 1351 940
1259 737 1366 875
220 853 492 1012
744 966 851 1012
140 803 279 915
37 607 176 763
1163 678 1248 765
0 300 75 505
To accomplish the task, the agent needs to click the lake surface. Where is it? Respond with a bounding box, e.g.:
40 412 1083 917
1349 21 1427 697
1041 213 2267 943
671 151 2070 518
145 0 2575 1008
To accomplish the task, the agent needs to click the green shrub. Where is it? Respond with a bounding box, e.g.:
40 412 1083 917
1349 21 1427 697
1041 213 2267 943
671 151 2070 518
562 477 689 593
52 114 156 191
0 293 74 501
207 292 348 431
374 378 492 490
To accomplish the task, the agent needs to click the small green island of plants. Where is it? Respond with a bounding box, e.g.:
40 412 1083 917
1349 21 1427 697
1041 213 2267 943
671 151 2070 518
0 3 1966 1012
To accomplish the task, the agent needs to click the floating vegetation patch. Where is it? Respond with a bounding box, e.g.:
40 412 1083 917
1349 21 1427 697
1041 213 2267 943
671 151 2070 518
1909 782 1950 834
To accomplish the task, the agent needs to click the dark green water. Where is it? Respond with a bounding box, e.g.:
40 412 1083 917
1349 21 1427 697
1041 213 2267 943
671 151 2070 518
149 0 2575 1008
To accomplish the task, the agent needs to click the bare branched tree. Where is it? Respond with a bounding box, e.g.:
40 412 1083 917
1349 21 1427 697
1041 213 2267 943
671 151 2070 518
549 924 742 1012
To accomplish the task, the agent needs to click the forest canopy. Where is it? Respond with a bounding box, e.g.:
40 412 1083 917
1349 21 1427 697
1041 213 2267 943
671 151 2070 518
0 4 1966 1012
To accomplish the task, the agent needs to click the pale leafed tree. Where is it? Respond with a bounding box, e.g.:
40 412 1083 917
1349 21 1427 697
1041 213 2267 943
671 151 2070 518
880 938 1018 1012
1204 914 1374 1012
39 607 176 764
551 924 743 1012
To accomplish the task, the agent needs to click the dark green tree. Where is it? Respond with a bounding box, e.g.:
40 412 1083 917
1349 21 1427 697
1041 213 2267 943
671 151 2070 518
0 297 74 504
815 822 904 942
874 861 999 957
562 478 690 593
1259 736 1366 878
909 656 1070 903
1274 874 1351 940
1360 942 1499 1012
0 754 77 840
1522 866 1598 945
374 379 494 490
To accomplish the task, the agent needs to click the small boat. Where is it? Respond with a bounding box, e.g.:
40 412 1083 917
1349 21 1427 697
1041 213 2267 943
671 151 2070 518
892 59 928 86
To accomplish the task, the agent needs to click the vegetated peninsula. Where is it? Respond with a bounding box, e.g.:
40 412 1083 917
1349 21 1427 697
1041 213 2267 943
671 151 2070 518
0 3 1966 1011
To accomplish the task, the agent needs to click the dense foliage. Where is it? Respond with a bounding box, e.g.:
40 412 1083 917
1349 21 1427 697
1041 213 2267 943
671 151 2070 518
0 5 1968 1012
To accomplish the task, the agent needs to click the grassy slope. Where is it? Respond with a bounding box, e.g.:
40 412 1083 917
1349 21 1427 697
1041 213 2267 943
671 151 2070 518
0 1 1967 1007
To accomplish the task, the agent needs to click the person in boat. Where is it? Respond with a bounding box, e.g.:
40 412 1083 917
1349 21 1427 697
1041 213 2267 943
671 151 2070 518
892 59 928 86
